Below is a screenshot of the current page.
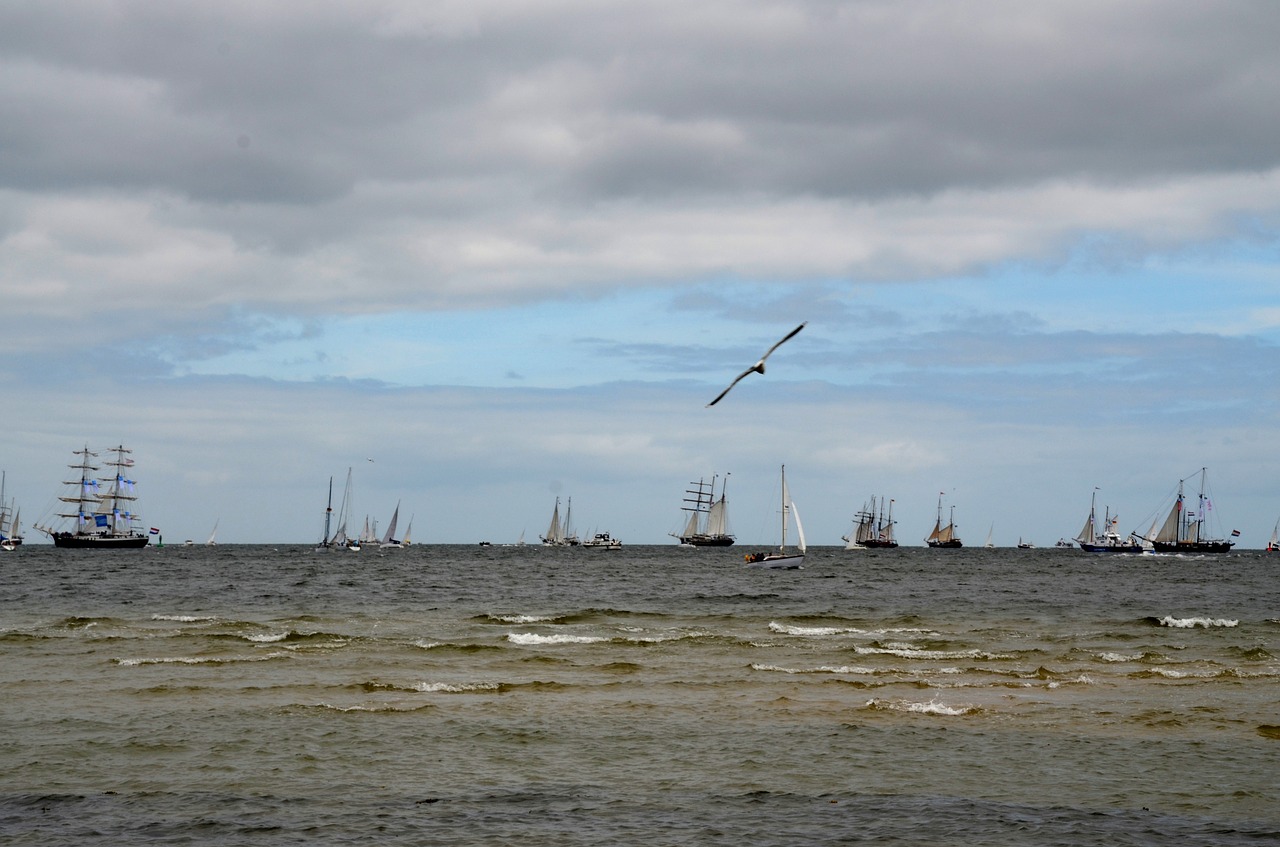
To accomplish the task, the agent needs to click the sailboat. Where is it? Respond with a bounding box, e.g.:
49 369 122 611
325 468 360 551
1149 468 1236 553
1266 518 1278 553
540 497 580 546
205 519 219 546
36 445 149 548
315 476 336 552
745 465 806 569
925 493 962 548
0 471 22 549
1074 489 1141 553
842 496 898 549
671 474 735 546
379 502 403 549
983 524 995 549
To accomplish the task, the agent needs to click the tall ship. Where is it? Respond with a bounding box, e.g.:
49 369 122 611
671 474 735 547
1149 468 1236 553
1074 489 1142 553
842 495 898 549
37 445 149 549
925 492 962 548
540 497 580 547
0 471 22 549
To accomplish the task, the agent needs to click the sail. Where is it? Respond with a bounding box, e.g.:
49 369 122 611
682 510 700 539
381 502 400 544
1154 497 1181 543
938 522 954 543
206 520 218 545
792 500 807 554
1075 512 1095 544
544 500 563 544
927 520 943 543
707 496 728 536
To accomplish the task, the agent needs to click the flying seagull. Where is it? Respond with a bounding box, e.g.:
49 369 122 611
706 322 807 407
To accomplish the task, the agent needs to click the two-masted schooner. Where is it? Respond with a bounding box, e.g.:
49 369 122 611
925 492 962 548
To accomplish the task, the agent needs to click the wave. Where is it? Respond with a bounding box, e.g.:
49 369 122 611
1148 615 1239 628
506 632 609 646
150 614 218 623
752 663 880 675
863 697 982 716
114 652 292 667
853 644 1017 661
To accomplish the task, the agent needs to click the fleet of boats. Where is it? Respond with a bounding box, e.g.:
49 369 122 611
7 449 1278 557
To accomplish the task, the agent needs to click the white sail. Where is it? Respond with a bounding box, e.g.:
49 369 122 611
206 520 218 545
706 497 728 537
791 499 806 554
381 502 400 545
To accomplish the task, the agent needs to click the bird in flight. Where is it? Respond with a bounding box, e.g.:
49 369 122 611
706 322 807 407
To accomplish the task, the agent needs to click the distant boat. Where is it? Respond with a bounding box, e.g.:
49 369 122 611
745 465 806 569
36 445 149 549
1266 518 1278 553
1017 538 1035 549
541 497 580 547
318 468 361 552
0 471 21 549
1053 538 1074 550
315 476 336 552
379 502 403 550
1 471 22 546
671 474 735 546
582 531 622 550
1148 468 1236 553
205 519 219 546
842 495 898 549
1075 489 1142 553
925 493 962 548
983 523 995 549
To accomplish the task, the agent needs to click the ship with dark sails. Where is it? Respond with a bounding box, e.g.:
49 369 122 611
925 492 962 548
36 445 149 549
671 473 735 546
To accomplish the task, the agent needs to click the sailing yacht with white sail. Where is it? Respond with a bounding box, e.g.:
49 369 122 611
671 474 735 546
745 465 806 569
0 471 21 549
379 502 403 549
1266 518 1278 553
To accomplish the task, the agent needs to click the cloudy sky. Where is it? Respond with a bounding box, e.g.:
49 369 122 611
3 0 1279 546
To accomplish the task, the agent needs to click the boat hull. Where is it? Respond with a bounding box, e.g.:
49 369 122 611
51 532 149 549
677 535 735 547
926 540 963 548
745 551 804 569
1151 540 1235 553
1078 542 1143 553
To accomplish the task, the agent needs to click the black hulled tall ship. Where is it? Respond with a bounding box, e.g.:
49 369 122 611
38 445 149 549
1149 468 1235 554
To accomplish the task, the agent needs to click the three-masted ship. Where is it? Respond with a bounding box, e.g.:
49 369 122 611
38 445 149 548
843 495 898 549
671 474 735 546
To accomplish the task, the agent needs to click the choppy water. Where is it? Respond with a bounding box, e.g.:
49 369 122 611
2 544 1277 845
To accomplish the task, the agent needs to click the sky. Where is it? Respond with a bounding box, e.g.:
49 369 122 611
3 0 1279 547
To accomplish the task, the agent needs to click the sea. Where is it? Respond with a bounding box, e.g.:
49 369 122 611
1 543 1277 846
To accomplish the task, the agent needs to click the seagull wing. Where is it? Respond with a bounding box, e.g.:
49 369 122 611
706 367 757 407
760 322 807 362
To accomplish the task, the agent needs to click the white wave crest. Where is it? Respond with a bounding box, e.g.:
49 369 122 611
414 681 500 693
1157 616 1238 628
769 622 864 636
115 652 288 666
1098 651 1144 662
507 632 608 645
493 614 558 624
150 614 217 623
865 697 978 716
244 632 289 643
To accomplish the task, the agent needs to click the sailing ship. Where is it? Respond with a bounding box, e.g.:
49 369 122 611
37 445 149 548
1074 489 1142 553
671 474 735 546
745 465 806 569
540 497 580 546
1266 518 1278 553
841 495 898 549
317 468 361 551
0 471 22 549
379 502 403 550
1148 468 1236 553
925 493 962 548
